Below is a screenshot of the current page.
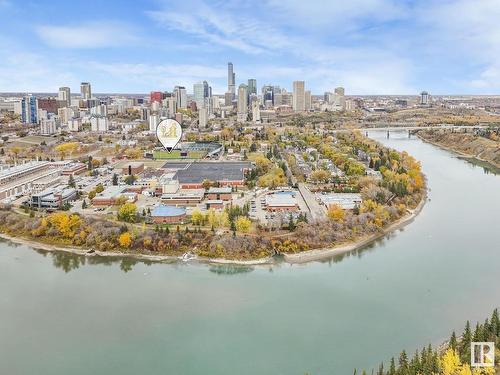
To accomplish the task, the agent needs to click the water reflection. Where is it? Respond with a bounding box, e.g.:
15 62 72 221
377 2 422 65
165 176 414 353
209 264 254 275
32 249 151 274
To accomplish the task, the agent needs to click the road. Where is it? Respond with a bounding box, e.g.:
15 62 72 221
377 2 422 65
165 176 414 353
297 183 326 222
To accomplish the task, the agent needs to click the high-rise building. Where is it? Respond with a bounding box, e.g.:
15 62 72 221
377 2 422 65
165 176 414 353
252 100 261 123
292 81 305 112
193 82 205 108
237 84 248 122
420 91 429 105
247 79 257 96
193 81 211 109
150 91 163 104
149 114 159 133
198 106 208 128
305 90 312 111
58 87 71 107
40 118 57 135
173 86 187 109
334 87 345 109
21 95 38 124
80 82 92 100
228 62 235 96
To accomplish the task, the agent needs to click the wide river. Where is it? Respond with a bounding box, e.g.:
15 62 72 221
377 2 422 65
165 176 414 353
1 131 499 375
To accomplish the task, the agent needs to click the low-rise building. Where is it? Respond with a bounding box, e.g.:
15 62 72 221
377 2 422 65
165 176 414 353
92 186 137 206
265 191 299 212
151 205 186 224
28 187 77 210
206 187 232 201
122 162 144 175
160 189 204 206
317 193 362 210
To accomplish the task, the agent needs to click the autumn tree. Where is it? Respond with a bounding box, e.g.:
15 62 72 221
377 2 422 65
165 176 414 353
117 203 137 223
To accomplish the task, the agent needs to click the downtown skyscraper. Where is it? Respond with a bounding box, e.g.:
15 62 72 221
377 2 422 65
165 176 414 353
227 62 235 98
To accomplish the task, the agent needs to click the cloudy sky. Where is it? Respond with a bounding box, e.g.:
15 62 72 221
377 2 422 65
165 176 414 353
1 0 500 95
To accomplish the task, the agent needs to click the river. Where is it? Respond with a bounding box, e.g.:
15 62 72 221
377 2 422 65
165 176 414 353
0 131 499 375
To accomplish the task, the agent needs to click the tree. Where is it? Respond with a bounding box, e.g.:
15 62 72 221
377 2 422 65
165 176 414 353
288 213 296 231
235 216 251 233
117 203 137 223
124 175 136 185
88 190 96 200
327 204 345 222
309 169 331 184
95 183 104 193
191 208 204 225
440 348 461 375
68 174 76 188
112 173 118 186
81 199 87 209
118 232 132 248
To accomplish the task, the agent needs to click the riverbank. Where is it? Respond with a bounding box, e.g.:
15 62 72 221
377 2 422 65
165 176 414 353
283 189 427 263
0 190 426 266
416 130 500 169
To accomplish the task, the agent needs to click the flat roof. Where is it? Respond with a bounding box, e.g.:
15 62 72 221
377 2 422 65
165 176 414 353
169 161 252 184
151 205 186 217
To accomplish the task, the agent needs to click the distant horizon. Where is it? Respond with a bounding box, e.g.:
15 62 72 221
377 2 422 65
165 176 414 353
1 1 500 95
3 91 500 98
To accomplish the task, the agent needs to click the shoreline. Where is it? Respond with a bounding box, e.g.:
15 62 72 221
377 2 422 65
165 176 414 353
416 133 500 170
283 190 427 263
0 191 426 266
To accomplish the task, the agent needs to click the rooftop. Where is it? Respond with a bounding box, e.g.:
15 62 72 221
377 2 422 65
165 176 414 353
151 205 186 217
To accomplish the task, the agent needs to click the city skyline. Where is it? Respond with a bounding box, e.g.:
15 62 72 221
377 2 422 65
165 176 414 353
1 0 500 95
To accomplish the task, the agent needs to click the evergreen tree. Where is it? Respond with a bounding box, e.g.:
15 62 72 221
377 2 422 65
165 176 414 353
112 173 118 186
388 358 396 375
398 350 409 374
449 331 458 351
376 363 383 375
81 199 87 209
68 174 76 188
460 321 472 363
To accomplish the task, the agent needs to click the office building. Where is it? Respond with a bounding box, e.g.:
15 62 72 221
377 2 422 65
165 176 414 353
150 91 163 103
293 81 305 112
305 90 312 111
80 82 92 99
252 100 261 123
149 114 159 133
247 79 257 96
21 95 38 124
174 86 187 109
199 106 208 128
228 62 235 96
237 84 248 122
58 87 71 107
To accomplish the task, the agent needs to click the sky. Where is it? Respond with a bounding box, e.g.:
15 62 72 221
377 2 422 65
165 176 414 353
1 0 500 95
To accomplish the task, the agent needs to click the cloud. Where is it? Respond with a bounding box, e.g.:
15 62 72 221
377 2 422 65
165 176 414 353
36 21 138 49
146 1 292 55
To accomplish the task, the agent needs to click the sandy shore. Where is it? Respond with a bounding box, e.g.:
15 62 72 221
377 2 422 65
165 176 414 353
0 192 426 266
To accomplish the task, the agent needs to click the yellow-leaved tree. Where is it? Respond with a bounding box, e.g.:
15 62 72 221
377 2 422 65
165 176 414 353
327 204 345 222
235 216 252 233
118 232 132 248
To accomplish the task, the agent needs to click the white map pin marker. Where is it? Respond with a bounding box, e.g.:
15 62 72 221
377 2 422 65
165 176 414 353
156 118 182 153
